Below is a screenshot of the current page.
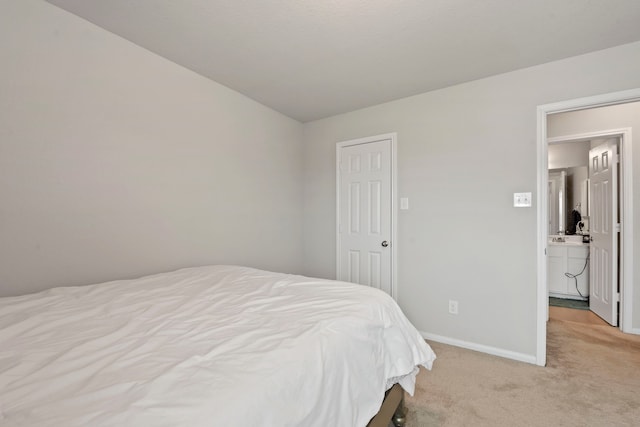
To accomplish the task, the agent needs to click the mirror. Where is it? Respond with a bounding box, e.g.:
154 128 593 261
548 140 589 235
548 166 588 234
548 170 566 234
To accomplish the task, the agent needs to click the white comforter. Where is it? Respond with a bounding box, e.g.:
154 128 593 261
0 265 435 427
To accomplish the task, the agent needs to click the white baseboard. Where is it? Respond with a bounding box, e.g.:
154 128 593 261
420 331 537 365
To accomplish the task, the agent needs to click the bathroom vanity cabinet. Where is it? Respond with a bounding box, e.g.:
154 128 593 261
548 241 589 300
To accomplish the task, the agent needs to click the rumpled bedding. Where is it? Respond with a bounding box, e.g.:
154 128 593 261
0 265 435 426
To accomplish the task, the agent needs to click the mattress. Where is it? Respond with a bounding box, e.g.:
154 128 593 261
0 265 436 426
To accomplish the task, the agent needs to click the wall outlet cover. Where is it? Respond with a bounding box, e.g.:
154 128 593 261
400 197 409 210
448 300 459 315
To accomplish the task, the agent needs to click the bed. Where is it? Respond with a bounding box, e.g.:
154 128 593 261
0 265 436 426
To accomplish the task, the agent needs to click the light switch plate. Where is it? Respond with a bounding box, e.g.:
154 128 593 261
514 192 532 207
400 197 409 210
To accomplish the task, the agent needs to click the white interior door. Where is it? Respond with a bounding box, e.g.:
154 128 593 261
337 138 392 295
588 141 618 326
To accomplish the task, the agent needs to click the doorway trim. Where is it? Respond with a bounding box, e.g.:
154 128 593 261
548 129 631 324
336 132 398 300
536 88 640 366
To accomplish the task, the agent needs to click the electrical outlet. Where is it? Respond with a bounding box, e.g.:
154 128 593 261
448 300 459 315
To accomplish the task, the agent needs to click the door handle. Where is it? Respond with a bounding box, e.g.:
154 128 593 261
381 240 389 247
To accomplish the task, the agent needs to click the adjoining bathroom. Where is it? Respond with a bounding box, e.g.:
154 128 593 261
543 98 640 361
547 140 592 308
547 133 621 325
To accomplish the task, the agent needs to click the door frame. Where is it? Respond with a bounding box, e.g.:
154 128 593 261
336 133 398 300
536 88 640 366
548 130 629 324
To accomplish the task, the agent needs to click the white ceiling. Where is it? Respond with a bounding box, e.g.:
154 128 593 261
46 0 640 122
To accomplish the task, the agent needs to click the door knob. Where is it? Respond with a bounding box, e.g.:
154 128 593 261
381 240 389 247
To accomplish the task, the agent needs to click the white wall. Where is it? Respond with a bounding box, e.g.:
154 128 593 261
548 102 640 331
0 0 304 297
302 41 640 358
548 141 590 169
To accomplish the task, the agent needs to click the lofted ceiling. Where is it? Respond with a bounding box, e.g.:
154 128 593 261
46 0 640 122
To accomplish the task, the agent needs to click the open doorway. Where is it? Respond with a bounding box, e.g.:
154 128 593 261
546 130 624 326
535 89 640 367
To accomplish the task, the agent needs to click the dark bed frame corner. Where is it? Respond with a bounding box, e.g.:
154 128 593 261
366 383 406 427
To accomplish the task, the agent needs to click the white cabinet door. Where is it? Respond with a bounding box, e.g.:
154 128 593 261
548 244 589 298
547 246 566 295
566 246 589 298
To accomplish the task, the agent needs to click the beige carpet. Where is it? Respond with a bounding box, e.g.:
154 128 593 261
405 308 640 426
